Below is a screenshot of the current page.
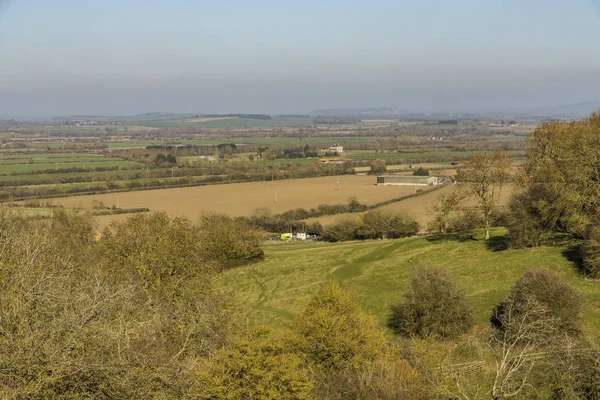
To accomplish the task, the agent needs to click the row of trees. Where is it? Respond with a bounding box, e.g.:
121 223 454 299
322 209 420 242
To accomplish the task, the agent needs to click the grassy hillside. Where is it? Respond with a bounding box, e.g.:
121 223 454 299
214 229 600 336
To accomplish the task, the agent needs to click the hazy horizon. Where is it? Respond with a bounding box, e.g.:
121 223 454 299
1 0 600 117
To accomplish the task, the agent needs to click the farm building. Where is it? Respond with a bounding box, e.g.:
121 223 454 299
320 144 344 154
377 175 439 186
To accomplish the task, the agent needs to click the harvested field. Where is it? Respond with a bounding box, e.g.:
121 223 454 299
52 175 419 225
307 184 516 229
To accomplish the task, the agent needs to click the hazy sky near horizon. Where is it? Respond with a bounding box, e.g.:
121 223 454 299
1 0 599 116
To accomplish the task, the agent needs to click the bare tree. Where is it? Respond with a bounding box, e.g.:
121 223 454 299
458 151 511 240
488 298 558 399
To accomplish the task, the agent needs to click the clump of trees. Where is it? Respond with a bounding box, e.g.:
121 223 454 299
388 266 474 339
412 166 429 176
323 209 419 242
506 114 600 277
0 210 261 398
369 160 387 175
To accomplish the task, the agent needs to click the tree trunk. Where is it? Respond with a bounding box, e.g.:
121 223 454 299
485 218 490 240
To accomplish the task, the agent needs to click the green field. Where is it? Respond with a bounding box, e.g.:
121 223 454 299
0 161 140 174
107 136 371 148
135 116 315 129
0 156 124 165
487 135 529 141
214 229 600 336
265 158 320 166
346 150 524 160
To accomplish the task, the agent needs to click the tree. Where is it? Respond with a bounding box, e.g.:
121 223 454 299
428 188 467 233
488 298 559 400
491 270 583 342
388 266 474 339
369 160 387 175
457 151 512 239
507 114 600 252
322 217 361 242
413 167 430 176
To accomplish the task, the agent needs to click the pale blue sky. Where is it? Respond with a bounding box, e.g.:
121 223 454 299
1 0 599 116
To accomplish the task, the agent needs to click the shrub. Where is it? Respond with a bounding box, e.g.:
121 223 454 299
491 270 583 339
194 327 313 400
446 208 484 233
315 355 426 400
358 210 419 239
388 266 474 339
197 213 264 268
291 284 386 370
323 217 361 242
579 233 600 278
369 160 387 175
413 167 429 176
506 191 556 248
387 211 420 238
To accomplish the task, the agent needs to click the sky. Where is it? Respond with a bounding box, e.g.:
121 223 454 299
0 0 599 116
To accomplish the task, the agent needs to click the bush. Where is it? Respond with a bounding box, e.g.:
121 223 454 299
388 266 474 339
358 210 419 239
579 236 600 279
369 160 387 175
506 191 557 248
197 213 264 268
323 217 361 242
194 327 313 400
413 167 429 176
291 284 386 370
491 270 583 339
315 355 426 400
446 208 484 233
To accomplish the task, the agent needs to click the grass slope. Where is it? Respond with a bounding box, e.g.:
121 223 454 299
214 229 600 336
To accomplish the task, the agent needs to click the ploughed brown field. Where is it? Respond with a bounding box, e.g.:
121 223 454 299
50 176 420 227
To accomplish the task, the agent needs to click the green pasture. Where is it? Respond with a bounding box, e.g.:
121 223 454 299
214 229 600 337
0 161 141 174
346 150 524 161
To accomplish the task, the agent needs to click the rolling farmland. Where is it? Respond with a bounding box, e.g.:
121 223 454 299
50 175 419 224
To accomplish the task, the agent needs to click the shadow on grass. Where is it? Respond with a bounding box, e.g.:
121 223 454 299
562 245 585 274
426 232 478 244
426 232 509 252
485 236 509 252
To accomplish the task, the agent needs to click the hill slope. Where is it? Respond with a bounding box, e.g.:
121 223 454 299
214 229 600 336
